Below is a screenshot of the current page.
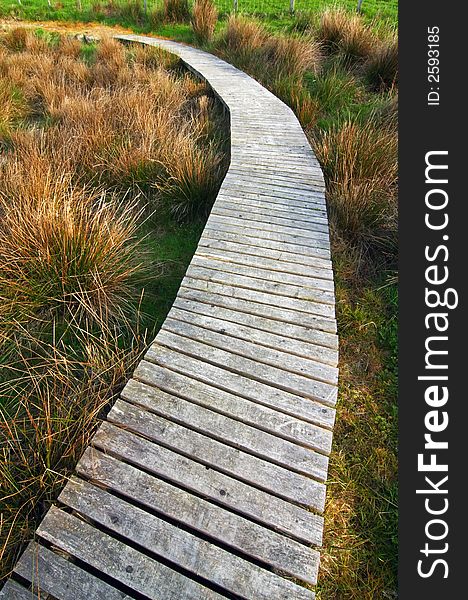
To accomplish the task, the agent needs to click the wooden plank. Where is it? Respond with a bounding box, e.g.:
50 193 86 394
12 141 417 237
208 213 329 237
121 377 332 464
15 542 130 600
212 205 329 229
186 262 335 306
198 229 331 261
204 221 330 250
183 270 335 318
214 196 328 219
37 506 224 600
0 580 33 600
217 184 325 206
77 448 324 571
108 398 328 499
172 296 338 355
196 245 333 281
199 236 333 270
167 304 337 366
133 361 335 447
222 171 325 196
190 254 335 292
143 345 336 426
162 316 338 385
179 279 336 335
92 423 327 534
59 478 315 599
153 332 338 407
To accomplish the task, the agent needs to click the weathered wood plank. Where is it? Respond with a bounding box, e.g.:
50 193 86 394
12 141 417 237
199 236 333 270
153 332 338 406
143 344 335 426
108 399 328 500
214 196 327 220
91 422 326 533
60 478 315 599
208 213 329 238
196 245 333 281
199 229 331 261
162 315 338 385
15 542 130 600
76 450 322 580
204 221 330 251
121 377 332 464
0 580 33 600
172 296 338 355
190 254 335 292
186 263 335 307
133 361 335 447
183 270 335 318
37 506 224 600
212 205 329 229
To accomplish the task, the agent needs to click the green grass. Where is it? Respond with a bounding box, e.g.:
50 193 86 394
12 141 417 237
0 0 397 31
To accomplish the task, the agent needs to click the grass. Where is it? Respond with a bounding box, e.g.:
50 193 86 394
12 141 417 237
0 6 398 598
0 27 228 581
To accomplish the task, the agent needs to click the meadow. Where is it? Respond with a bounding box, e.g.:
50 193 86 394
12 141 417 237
0 4 398 599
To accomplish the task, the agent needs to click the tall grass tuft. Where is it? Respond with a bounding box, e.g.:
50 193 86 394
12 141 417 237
192 0 218 45
365 37 398 91
0 177 145 325
316 8 376 65
218 16 321 83
163 0 190 23
313 117 397 265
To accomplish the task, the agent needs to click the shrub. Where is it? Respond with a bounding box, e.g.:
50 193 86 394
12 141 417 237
192 0 218 45
365 37 398 91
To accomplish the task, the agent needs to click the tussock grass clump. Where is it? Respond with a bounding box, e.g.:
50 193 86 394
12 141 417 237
316 8 377 65
313 117 397 264
0 178 144 325
192 0 218 45
365 36 398 91
0 324 145 579
218 16 321 85
163 0 190 23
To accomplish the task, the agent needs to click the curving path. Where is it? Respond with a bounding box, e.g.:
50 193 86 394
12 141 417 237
1 36 338 600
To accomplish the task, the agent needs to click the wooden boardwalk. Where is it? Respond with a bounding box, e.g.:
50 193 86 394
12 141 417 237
1 36 338 599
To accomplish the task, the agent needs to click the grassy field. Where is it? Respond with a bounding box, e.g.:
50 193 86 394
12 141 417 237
0 5 397 599
0 0 397 27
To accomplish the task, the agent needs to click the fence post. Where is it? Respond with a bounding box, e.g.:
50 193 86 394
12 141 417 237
233 0 238 12
290 0 295 14
357 0 363 13
144 0 147 16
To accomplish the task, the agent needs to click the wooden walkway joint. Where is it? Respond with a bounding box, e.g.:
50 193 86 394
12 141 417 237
1 36 338 600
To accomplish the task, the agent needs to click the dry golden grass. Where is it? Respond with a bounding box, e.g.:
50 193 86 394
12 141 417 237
365 36 398 91
316 8 377 65
163 0 190 23
313 117 397 265
218 16 321 86
191 0 218 45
